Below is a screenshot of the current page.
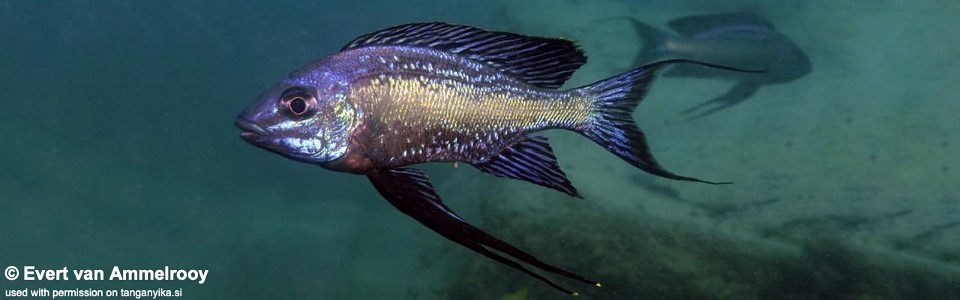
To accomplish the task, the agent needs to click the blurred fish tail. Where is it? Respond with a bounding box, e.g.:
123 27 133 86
626 17 672 64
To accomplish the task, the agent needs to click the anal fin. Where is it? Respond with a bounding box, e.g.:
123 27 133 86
473 136 581 198
367 168 598 295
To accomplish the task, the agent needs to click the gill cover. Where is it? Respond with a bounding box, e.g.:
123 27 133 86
301 83 355 163
237 79 356 164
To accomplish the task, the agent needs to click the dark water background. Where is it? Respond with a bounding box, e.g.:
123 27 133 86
1 1 493 298
2 1 958 299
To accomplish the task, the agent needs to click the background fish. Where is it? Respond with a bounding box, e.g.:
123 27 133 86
236 22 735 295
623 12 812 120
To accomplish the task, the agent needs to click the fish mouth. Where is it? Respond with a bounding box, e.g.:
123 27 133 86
235 118 269 143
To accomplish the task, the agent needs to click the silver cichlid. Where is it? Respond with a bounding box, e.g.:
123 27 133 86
236 22 735 295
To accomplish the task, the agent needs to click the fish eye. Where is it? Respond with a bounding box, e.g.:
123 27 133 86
280 88 316 117
289 97 308 114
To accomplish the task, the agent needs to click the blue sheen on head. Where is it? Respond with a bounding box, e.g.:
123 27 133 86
236 66 356 164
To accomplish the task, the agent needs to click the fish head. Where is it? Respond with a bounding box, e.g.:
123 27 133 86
236 71 356 164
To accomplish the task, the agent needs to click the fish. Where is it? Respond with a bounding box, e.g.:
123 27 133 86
235 22 741 295
622 12 812 120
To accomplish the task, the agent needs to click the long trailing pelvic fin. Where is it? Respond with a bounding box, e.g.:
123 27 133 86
367 168 601 295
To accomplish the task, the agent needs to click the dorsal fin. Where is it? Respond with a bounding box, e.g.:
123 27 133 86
341 22 587 89
668 12 775 37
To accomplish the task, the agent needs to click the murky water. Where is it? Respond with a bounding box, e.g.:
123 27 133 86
2 1 957 299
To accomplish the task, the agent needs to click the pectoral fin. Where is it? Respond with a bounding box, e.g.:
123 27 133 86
367 168 599 295
473 136 581 198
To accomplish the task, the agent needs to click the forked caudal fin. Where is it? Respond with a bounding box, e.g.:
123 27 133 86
577 59 752 184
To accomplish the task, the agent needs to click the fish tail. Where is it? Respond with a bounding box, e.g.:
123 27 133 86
625 17 672 65
578 59 731 184
599 17 671 65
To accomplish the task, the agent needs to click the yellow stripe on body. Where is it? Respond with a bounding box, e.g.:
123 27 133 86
355 75 592 132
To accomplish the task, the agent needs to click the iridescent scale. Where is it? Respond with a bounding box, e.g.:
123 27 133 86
331 46 592 168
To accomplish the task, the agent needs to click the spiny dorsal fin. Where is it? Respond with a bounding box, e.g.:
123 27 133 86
342 22 587 89
473 135 581 197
